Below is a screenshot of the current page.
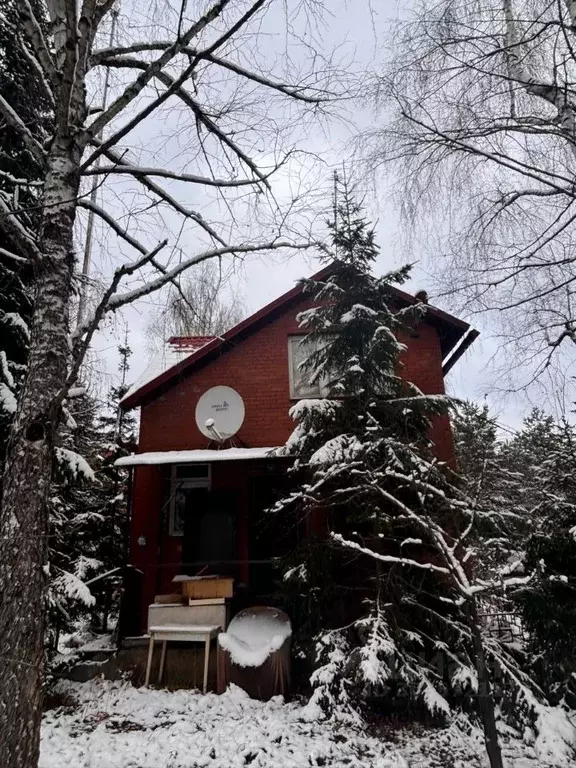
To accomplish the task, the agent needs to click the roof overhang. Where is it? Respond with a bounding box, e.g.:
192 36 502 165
389 286 471 360
115 446 282 467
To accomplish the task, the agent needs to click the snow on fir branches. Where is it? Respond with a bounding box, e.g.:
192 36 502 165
273 181 565 768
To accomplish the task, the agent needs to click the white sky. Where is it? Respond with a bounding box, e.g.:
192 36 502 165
83 0 565 431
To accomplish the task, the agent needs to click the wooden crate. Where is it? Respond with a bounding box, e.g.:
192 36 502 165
148 600 228 631
180 576 234 600
154 593 184 604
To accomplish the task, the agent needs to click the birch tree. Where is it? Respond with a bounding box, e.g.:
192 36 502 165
367 0 576 391
0 2 338 766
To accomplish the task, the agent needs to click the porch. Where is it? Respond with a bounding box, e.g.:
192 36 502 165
116 448 304 641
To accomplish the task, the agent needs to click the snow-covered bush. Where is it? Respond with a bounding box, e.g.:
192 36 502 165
47 346 135 658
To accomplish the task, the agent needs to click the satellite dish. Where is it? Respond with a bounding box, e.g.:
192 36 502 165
195 386 245 442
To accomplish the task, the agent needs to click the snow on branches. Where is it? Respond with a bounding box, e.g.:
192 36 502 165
54 447 96 485
273 183 545 768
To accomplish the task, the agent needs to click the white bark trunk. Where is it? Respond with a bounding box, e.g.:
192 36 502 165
0 134 81 768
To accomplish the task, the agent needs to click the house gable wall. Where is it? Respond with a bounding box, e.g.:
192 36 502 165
137 298 451 456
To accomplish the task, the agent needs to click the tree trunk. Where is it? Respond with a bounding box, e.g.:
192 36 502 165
0 136 81 768
470 600 505 768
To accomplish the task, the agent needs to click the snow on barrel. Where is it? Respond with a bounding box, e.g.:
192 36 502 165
217 607 292 700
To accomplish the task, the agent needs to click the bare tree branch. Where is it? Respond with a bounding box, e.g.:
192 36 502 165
82 57 277 188
93 46 329 103
106 239 318 310
77 198 151 254
92 141 228 245
0 93 45 166
82 0 231 142
68 239 169 390
18 0 58 86
366 0 576 394
82 162 281 187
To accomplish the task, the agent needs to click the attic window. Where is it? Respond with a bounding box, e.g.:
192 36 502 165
288 336 329 399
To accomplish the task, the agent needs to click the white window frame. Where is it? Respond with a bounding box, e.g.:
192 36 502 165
168 464 211 537
288 335 330 400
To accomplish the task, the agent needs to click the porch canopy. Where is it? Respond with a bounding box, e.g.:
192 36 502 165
115 446 282 467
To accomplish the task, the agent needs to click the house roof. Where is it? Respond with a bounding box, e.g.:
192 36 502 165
121 262 473 411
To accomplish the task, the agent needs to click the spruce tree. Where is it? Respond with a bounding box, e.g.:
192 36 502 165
48 340 136 652
274 180 546 768
48 389 100 650
507 412 576 705
279 181 465 713
0 0 50 463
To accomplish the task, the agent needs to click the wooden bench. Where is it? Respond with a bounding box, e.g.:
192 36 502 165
144 624 220 693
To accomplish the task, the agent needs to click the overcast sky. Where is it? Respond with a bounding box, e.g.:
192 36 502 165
83 0 563 432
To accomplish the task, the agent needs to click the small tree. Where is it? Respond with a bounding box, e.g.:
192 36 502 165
47 338 137 652
48 388 101 648
275 181 551 768
147 259 246 353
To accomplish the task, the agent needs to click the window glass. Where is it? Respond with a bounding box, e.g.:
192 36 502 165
169 465 211 536
175 464 209 479
289 336 322 398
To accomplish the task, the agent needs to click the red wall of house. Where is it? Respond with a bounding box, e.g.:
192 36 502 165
128 298 455 625
136 299 452 455
129 461 254 619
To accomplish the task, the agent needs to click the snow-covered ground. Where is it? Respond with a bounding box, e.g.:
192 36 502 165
41 679 576 768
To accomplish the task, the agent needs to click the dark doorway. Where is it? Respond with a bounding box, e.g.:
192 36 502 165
182 489 237 576
248 473 298 599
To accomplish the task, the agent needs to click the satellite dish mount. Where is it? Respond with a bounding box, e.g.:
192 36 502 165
195 386 245 446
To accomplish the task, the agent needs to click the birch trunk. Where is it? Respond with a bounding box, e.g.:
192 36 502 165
0 134 81 768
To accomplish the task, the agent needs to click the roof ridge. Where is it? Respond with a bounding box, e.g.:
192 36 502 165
121 261 471 410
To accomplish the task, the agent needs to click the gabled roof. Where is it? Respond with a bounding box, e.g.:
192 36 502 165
121 262 473 410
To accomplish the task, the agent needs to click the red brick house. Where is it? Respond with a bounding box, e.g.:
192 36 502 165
118 264 477 633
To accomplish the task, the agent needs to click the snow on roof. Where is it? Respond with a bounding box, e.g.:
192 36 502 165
120 336 215 405
115 446 281 467
168 335 216 351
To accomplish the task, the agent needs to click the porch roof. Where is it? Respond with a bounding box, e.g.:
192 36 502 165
115 446 282 467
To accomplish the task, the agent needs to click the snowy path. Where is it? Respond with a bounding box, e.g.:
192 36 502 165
40 679 572 768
